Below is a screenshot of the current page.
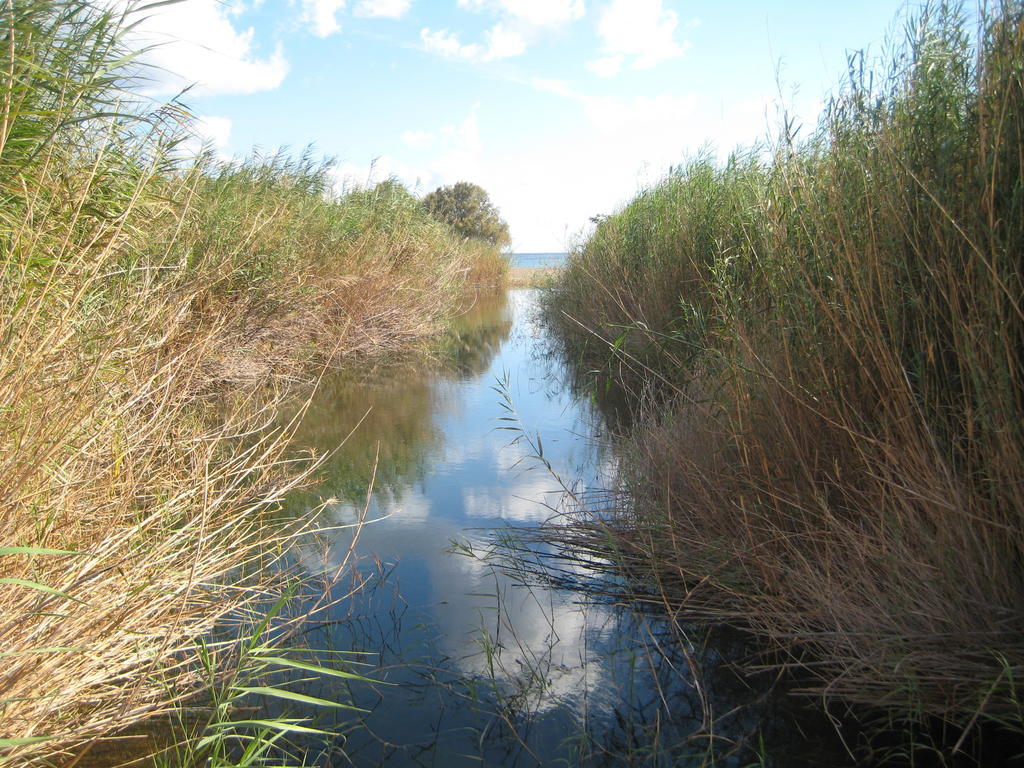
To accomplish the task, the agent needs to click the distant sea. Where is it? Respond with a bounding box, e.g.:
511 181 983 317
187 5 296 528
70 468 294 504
510 252 568 268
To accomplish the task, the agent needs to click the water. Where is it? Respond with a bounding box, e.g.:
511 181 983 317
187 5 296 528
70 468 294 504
273 289 839 767
509 252 568 269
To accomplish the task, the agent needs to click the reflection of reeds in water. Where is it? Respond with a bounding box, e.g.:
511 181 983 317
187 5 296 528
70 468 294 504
440 290 514 379
282 372 442 508
280 290 513 510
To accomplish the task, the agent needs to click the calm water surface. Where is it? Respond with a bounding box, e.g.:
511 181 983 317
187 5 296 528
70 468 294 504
276 289 838 767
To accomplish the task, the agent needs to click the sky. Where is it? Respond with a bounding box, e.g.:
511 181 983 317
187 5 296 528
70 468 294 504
126 0 919 252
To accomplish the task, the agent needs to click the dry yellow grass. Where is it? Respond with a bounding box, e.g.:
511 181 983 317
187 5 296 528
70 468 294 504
0 3 505 762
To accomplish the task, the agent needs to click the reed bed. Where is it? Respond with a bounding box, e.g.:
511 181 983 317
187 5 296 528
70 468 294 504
0 1 503 763
545 1 1024 758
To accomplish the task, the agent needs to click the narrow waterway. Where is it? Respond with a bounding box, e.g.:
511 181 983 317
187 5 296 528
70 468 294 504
274 288 836 767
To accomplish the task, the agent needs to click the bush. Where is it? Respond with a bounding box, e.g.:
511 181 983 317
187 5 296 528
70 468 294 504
422 181 511 247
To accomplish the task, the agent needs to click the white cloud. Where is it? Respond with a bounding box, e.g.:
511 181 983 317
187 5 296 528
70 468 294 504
401 129 435 148
176 115 233 161
123 0 288 95
530 77 577 98
432 0 583 64
421 27 483 60
584 92 700 138
432 104 483 179
589 0 690 74
390 488 432 521
194 115 233 150
300 0 346 37
459 0 585 27
333 104 485 201
585 53 623 78
484 23 528 59
331 155 430 193
353 0 411 18
420 25 525 62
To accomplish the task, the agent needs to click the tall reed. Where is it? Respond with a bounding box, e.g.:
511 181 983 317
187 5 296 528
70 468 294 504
0 0 501 762
546 1 1024 756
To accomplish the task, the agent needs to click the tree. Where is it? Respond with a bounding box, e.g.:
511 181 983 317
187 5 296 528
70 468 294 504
422 182 510 247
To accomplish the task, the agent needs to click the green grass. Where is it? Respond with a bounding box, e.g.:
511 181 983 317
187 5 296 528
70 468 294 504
545 1 1024 760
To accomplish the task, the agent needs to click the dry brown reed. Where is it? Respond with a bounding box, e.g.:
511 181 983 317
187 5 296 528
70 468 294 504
545 1 1024 756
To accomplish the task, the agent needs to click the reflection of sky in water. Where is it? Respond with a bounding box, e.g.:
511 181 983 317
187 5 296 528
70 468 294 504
288 290 615 723
278 290 824 767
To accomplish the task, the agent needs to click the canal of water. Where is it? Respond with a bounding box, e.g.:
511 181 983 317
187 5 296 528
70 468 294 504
271 288 845 767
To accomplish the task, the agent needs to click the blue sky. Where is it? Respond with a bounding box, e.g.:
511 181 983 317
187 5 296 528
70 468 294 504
130 0 919 251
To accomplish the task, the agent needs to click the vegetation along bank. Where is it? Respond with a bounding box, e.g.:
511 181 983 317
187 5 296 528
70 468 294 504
544 1 1024 761
0 1 506 763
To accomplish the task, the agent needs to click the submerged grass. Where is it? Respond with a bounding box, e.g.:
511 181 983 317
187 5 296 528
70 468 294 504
0 0 504 763
546 1 1024 759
